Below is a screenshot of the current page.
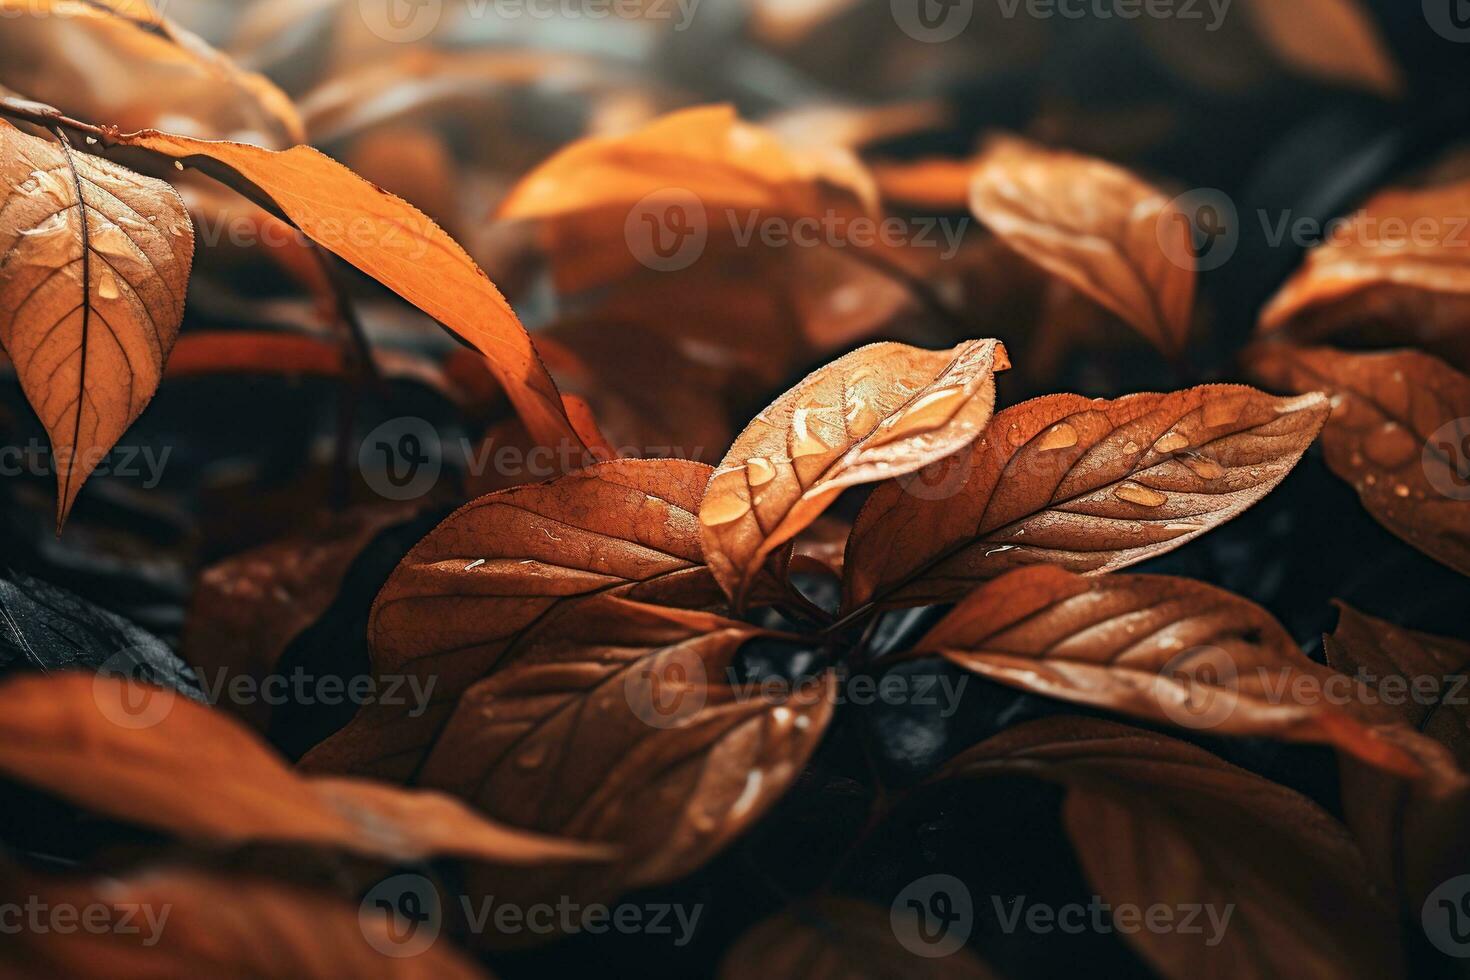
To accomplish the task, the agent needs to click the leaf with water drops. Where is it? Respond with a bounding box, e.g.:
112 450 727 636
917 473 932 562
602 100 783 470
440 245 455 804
700 339 1009 609
940 717 1404 980
420 597 835 930
1247 344 1470 577
909 565 1432 775
301 459 725 783
968 135 1196 358
0 119 194 530
843 385 1329 610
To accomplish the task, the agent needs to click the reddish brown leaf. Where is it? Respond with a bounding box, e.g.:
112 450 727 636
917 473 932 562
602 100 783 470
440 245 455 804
942 717 1404 980
0 119 194 529
720 897 997 980
302 459 724 782
1326 603 1470 907
1247 344 1470 576
968 135 1196 357
912 566 1428 775
701 339 1009 609
0 673 609 866
844 385 1329 610
1243 0 1403 98
0 865 487 979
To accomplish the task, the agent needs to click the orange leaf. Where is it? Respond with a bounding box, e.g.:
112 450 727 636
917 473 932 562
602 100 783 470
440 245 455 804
1244 0 1403 98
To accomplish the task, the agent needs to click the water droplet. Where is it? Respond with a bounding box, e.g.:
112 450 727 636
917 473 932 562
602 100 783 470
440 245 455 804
174 160 184 171
89 221 137 261
730 770 764 818
515 745 546 770
1114 483 1167 507
96 270 119 300
1394 484 1411 498
1203 398 1244 428
1035 422 1078 452
745 456 777 487
1123 440 1140 454
464 558 486 571
1007 422 1028 447
1165 522 1204 532
794 715 811 731
19 212 75 267
700 492 750 527
790 407 830 459
1154 431 1189 453
1362 422 1417 470
1182 454 1224 480
28 169 72 207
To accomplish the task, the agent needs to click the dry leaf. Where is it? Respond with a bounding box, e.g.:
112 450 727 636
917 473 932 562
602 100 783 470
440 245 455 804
1247 344 1470 576
1325 603 1470 907
942 717 1404 980
969 135 1196 357
912 565 1428 775
301 459 724 782
700 339 1009 609
844 385 1329 610
720 897 997 979
1243 0 1403 98
0 672 609 866
0 866 487 979
873 156 976 211
0 119 194 529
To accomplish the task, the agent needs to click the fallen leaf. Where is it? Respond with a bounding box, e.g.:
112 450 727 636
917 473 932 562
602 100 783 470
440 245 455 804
911 565 1428 775
844 385 1329 610
1325 603 1470 907
1243 0 1403 98
873 156 976 211
969 135 1196 357
1247 344 1470 576
301 458 725 782
0 672 609 866
0 119 194 529
720 897 997 979
701 339 1009 609
941 717 1404 980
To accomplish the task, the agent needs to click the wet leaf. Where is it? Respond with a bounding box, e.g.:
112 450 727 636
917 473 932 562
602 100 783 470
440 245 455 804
942 717 1404 980
700 339 1009 609
1247 344 1470 576
968 136 1196 357
1243 0 1403 98
0 119 194 529
844 385 1329 609
912 565 1430 775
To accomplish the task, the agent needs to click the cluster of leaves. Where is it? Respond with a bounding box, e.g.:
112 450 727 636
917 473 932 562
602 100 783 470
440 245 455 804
0 0 1466 977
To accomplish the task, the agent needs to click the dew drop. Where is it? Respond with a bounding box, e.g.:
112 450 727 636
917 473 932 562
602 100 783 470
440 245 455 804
1123 440 1140 454
1182 454 1224 479
1203 398 1244 428
745 456 777 487
515 745 546 770
19 212 75 267
700 492 751 527
28 169 72 207
1035 422 1078 452
1154 431 1190 453
1362 423 1418 470
96 270 119 300
1394 484 1411 498
1114 483 1168 507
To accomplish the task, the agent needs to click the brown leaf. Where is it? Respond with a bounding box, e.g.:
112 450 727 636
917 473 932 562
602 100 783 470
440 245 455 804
1243 0 1403 98
942 717 1404 980
1260 181 1470 339
421 597 835 921
873 157 976 211
1246 344 1470 576
700 339 1009 609
912 565 1427 775
968 135 1196 357
0 673 609 867
1325 603 1470 907
719 897 997 980
0 865 488 979
0 0 302 146
0 119 194 529
301 458 724 782
844 385 1329 610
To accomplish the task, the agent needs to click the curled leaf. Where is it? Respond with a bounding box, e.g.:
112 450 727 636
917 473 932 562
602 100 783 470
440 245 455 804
701 339 1009 609
844 385 1329 609
0 119 194 529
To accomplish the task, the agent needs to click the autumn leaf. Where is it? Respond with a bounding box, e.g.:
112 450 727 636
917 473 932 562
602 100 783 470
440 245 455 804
909 565 1429 775
1243 0 1403 98
1260 180 1470 338
421 597 835 923
1247 344 1470 576
720 897 998 979
844 385 1329 610
700 339 1009 609
0 672 609 868
301 459 724 782
0 865 487 979
1325 603 1470 907
968 135 1196 357
941 717 1404 980
0 119 194 530
873 157 976 211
